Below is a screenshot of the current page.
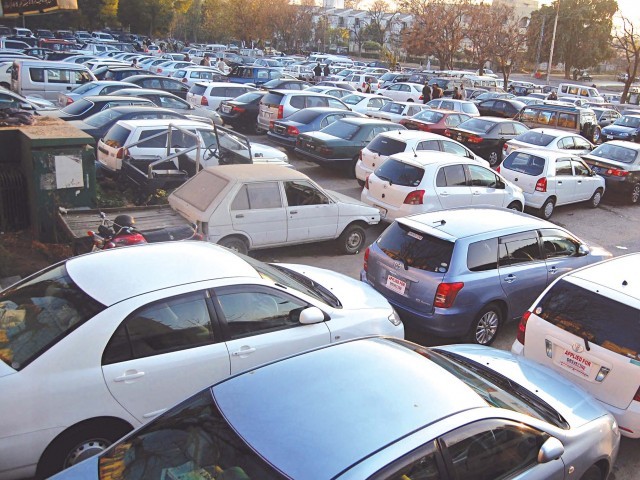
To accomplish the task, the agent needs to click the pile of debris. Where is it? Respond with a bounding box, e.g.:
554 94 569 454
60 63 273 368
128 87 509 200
0 108 36 127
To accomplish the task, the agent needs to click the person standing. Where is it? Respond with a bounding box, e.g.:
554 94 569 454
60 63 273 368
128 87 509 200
364 78 372 93
323 64 330 80
216 57 227 72
313 62 322 83
422 82 431 104
452 87 462 100
201 55 211 67
459 84 466 100
432 84 442 99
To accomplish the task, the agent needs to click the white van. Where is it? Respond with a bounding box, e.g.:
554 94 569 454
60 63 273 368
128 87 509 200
558 83 605 104
11 60 96 101
512 253 640 437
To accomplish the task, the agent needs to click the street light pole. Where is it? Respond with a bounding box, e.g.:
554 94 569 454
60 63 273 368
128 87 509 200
546 0 560 83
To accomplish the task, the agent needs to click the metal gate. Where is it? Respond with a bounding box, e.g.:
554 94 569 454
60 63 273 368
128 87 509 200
0 168 29 232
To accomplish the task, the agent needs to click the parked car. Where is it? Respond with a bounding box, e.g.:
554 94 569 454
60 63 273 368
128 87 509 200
361 207 611 343
515 96 545 106
476 98 526 118
515 103 601 144
257 90 350 132
123 74 191 99
399 108 471 135
186 81 256 111
367 101 430 123
108 87 222 125
43 95 155 121
267 107 364 150
218 90 266 133
295 117 404 175
169 164 381 254
471 91 516 104
342 73 380 92
227 65 284 86
376 82 424 102
376 71 411 89
498 148 605 219
446 117 529 166
50 337 620 480
258 78 311 90
0 242 403 479
601 114 640 142
170 66 227 87
582 140 640 203
355 129 487 186
56 80 139 108
503 128 594 158
315 80 357 91
512 252 640 438
149 60 194 76
0 86 58 113
305 85 353 98
591 106 622 128
427 97 480 116
361 151 523 222
340 92 391 114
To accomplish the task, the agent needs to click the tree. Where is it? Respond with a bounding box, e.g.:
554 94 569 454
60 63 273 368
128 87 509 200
464 2 499 74
365 0 397 46
492 4 528 86
613 15 640 103
344 0 362 9
399 0 471 70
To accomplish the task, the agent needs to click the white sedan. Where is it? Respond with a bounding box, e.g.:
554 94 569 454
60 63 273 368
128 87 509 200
378 82 424 102
0 242 403 479
150 60 195 76
341 92 392 114
503 128 595 157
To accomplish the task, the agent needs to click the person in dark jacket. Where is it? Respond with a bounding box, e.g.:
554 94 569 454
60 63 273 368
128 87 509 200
422 82 431 104
432 84 443 99
323 64 330 79
313 63 322 83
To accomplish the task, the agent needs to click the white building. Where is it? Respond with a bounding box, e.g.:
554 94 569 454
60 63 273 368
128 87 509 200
492 0 537 25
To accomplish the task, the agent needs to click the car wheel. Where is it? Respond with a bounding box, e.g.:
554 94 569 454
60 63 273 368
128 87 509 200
630 184 640 204
488 149 501 167
338 224 366 255
351 155 360 179
580 465 603 480
589 188 603 208
506 201 522 211
539 197 555 219
591 125 602 144
219 236 248 255
467 304 501 345
37 422 132 478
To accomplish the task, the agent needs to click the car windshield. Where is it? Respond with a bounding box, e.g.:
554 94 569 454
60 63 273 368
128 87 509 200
458 118 495 133
613 116 640 128
422 347 569 429
0 263 105 370
590 143 639 164
341 94 365 105
83 108 124 127
232 91 264 104
515 131 555 146
286 109 323 124
69 82 97 94
380 102 406 114
476 92 498 101
61 98 93 115
414 110 444 123
97 389 284 480
320 120 360 139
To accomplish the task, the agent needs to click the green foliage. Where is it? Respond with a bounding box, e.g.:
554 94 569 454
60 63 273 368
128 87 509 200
363 40 382 52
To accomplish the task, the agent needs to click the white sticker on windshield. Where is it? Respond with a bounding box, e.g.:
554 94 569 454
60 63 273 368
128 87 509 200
407 231 423 240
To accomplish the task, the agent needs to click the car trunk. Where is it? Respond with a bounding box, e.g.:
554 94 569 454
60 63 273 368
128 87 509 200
296 132 336 159
499 151 546 195
583 154 633 178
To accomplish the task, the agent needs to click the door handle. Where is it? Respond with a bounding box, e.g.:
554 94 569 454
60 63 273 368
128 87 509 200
232 347 256 356
235 214 244 218
472 191 481 195
503 274 516 283
557 181 562 185
290 210 298 214
577 180 582 183
114 370 145 382
440 192 449 196
548 267 558 274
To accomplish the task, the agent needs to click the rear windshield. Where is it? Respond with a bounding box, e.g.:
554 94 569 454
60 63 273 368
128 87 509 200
84 108 123 127
589 143 639 164
70 82 97 94
321 120 359 139
103 124 132 148
287 109 323 124
502 151 546 176
0 263 105 370
172 169 228 212
534 279 640 359
366 136 406 156
414 110 444 123
341 94 365 105
380 102 405 114
189 84 207 96
62 98 93 115
458 118 494 134
377 222 455 273
262 92 285 106
233 91 264 104
515 131 555 147
375 159 423 186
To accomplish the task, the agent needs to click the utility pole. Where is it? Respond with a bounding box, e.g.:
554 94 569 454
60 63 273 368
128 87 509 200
546 0 560 83
534 14 546 76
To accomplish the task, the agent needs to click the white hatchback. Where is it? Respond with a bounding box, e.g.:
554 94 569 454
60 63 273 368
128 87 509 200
0 242 403 479
187 81 256 110
361 151 524 222
341 92 391 115
377 82 424 102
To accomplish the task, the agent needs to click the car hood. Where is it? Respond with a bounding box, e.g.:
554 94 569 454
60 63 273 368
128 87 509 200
437 345 609 429
602 125 637 134
275 263 392 311
250 142 289 162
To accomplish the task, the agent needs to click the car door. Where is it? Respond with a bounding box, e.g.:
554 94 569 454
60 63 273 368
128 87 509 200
571 157 598 201
284 180 339 242
497 231 549 320
467 164 508 207
478 100 495 116
212 285 331 375
229 181 288 246
539 228 590 282
553 157 577 205
385 84 402 101
101 291 229 422
434 164 473 208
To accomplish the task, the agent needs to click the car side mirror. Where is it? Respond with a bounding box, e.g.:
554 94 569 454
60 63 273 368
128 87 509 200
19 102 34 110
577 244 590 256
537 437 564 464
496 180 506 189
299 307 325 325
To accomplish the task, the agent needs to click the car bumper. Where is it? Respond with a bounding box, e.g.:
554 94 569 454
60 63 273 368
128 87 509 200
294 148 351 166
602 132 636 142
522 191 546 209
599 400 640 438
354 159 372 182
267 131 297 149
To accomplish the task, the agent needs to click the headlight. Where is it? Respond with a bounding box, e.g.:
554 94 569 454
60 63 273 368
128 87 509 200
620 132 629 137
388 308 402 326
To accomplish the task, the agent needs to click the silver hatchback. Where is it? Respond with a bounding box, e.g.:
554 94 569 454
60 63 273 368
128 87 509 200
361 207 611 345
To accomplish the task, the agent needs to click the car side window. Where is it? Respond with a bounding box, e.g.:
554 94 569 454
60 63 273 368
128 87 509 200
558 113 577 129
499 123 515 135
573 136 592 150
557 137 575 150
102 291 215 364
438 164 467 187
378 441 443 480
284 180 329 206
138 129 169 148
513 123 528 135
572 159 591 176
290 96 305 109
467 238 499 271
214 287 309 339
441 419 548 480
555 158 573 175
539 228 579 258
158 96 185 109
467 164 498 187
417 140 441 151
498 231 542 266
142 78 163 89
328 98 346 109
442 140 468 157
230 182 282 210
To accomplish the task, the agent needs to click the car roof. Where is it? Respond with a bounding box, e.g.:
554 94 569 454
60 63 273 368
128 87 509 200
565 253 640 302
378 129 443 140
200 164 310 182
194 81 242 88
398 207 548 240
115 88 174 96
388 150 474 167
594 140 640 151
213 337 487 479
505 147 571 159
81 95 152 103
527 127 578 137
340 117 396 126
66 242 260 306
115 118 212 129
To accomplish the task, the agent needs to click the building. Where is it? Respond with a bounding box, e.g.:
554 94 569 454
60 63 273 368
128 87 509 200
492 0 537 25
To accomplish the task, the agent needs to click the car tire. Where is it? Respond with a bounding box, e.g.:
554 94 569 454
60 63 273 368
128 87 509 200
589 188 603 208
488 149 501 167
467 303 501 345
539 197 555 219
36 422 132 478
506 201 522 211
219 236 248 255
591 125 602 144
338 224 366 255
351 155 360 179
630 184 640 204
580 465 603 480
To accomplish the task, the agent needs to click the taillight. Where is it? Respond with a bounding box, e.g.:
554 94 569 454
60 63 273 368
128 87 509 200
113 233 146 247
467 135 483 144
365 174 370 189
607 168 629 177
363 246 370 272
503 143 509 151
444 129 451 137
434 282 464 308
496 165 501 173
535 177 547 192
200 96 208 106
633 388 640 403
287 126 300 136
232 106 245 113
516 310 531 345
419 94 423 100
403 190 425 205
277 105 284 119
116 147 125 159
157 68 162 73
181 78 187 83
66 97 74 106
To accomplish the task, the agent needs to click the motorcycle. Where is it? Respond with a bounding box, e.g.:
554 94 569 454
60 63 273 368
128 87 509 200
88 212 202 251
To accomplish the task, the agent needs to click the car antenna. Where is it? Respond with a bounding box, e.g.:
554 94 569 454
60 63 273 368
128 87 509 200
433 219 446 226
412 145 418 157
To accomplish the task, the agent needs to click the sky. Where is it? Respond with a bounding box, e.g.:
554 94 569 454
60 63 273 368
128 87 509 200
539 0 639 21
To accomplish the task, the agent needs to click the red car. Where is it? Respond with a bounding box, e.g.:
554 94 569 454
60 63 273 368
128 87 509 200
400 109 471 136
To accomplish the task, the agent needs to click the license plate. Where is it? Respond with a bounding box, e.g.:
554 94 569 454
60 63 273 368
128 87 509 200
457 134 463 142
261 111 272 119
305 142 315 150
607 135 613 139
386 275 406 295
221 105 231 113
556 348 592 378
374 205 387 219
